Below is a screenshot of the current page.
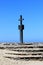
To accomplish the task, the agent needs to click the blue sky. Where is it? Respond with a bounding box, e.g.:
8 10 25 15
0 0 43 42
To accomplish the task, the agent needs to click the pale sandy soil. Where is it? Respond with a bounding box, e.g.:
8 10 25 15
0 49 43 65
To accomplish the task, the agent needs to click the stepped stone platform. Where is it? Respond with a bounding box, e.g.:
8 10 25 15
0 42 43 61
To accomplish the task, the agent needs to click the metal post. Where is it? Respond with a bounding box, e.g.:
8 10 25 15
18 15 24 43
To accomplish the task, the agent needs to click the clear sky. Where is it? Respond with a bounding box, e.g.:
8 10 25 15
0 0 43 42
